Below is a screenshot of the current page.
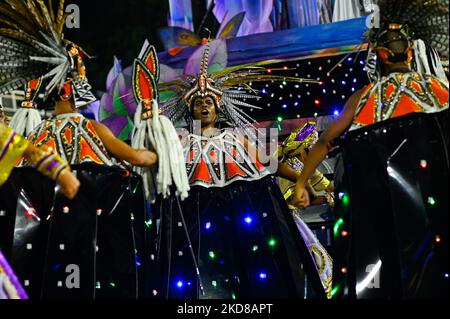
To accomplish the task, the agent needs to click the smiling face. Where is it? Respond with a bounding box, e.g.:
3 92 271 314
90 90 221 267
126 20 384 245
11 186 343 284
192 96 218 127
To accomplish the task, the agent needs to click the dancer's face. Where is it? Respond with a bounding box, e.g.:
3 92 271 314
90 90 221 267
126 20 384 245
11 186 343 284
0 109 10 125
192 96 218 127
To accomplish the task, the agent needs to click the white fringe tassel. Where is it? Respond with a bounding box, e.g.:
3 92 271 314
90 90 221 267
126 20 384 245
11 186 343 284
9 107 42 137
132 99 190 203
414 39 447 81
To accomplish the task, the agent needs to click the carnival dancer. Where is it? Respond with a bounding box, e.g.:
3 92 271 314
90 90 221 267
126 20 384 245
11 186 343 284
278 122 334 208
293 0 449 298
0 120 79 299
278 122 334 298
129 39 329 299
0 0 158 298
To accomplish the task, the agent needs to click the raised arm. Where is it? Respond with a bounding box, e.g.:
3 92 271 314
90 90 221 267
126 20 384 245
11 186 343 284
291 89 364 207
91 121 157 167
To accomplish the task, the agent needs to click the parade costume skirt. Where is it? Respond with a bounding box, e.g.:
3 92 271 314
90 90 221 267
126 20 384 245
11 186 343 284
153 176 327 299
333 110 449 299
0 164 153 299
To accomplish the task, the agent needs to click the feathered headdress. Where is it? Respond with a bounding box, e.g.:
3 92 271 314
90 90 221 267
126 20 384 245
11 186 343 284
0 0 96 113
364 0 449 80
369 0 448 56
131 39 190 202
158 38 318 131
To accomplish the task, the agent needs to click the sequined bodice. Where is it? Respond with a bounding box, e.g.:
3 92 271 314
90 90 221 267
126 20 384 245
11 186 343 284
351 72 448 131
27 113 114 166
182 131 270 188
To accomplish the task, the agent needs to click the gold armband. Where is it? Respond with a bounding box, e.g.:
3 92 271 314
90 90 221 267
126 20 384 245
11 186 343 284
27 145 69 181
0 124 29 186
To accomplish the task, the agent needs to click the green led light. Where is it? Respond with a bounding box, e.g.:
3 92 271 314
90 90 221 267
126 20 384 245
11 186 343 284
268 238 277 248
109 282 116 288
209 251 216 260
331 284 340 297
252 245 259 252
212 281 217 287
144 220 152 228
333 218 345 237
277 116 283 122
232 293 236 300
342 193 350 207
427 197 436 206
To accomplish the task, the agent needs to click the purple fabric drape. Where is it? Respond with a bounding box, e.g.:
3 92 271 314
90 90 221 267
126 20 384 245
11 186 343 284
167 0 194 31
288 0 320 28
211 0 274 37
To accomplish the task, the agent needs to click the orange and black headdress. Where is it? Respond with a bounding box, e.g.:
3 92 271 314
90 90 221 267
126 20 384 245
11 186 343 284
368 0 448 56
156 38 317 131
0 0 96 109
132 40 160 117
364 0 448 80
21 78 43 109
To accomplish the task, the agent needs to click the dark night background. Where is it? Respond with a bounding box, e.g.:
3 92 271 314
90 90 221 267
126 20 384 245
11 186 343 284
65 0 217 91
64 0 369 122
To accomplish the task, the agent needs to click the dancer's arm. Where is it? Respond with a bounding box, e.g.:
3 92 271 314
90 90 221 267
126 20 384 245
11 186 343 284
1 123 79 199
291 89 363 207
24 144 80 199
91 121 157 167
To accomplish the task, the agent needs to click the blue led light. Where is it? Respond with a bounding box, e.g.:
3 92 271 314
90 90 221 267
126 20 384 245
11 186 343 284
282 104 287 109
334 110 340 116
445 273 449 278
259 272 267 280
205 222 212 230
244 216 253 224
341 80 346 85
177 280 184 288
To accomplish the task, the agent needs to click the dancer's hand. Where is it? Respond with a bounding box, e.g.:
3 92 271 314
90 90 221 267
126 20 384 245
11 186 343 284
56 169 80 199
291 180 310 208
137 149 158 166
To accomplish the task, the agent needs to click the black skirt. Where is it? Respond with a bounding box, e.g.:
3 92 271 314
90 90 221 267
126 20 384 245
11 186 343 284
333 110 449 299
0 164 153 299
152 176 326 299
